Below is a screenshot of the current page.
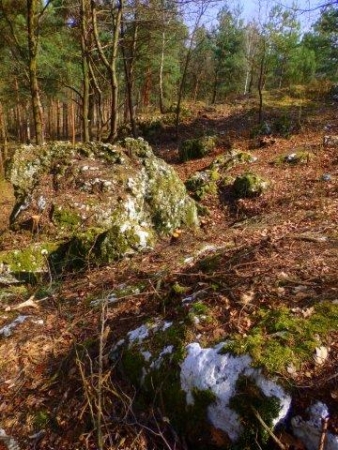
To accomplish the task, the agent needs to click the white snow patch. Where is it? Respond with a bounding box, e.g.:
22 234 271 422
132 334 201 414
292 402 338 450
0 315 29 337
141 350 152 362
128 324 150 344
127 320 172 346
150 345 174 370
161 321 173 331
180 342 291 442
115 339 125 348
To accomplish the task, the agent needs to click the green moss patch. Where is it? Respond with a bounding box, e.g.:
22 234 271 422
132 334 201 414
233 173 269 198
179 136 217 162
185 170 219 200
223 301 338 373
52 207 81 229
274 151 312 165
0 243 58 274
229 376 281 449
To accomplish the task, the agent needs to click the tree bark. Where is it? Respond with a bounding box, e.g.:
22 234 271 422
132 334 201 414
121 14 138 137
91 0 123 143
159 29 166 113
258 44 266 124
27 0 44 145
80 0 90 142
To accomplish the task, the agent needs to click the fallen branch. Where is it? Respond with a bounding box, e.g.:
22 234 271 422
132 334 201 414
251 406 286 450
318 416 329 450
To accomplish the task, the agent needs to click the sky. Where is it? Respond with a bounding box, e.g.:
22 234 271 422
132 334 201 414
199 0 323 32
240 0 321 30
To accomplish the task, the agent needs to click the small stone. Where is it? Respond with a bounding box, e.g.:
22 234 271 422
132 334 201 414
321 173 332 182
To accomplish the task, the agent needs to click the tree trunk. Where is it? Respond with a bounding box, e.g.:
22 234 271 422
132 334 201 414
88 62 103 141
212 73 219 105
258 48 265 124
27 0 44 145
159 29 166 113
121 16 138 137
175 5 205 138
91 0 123 143
0 102 8 176
80 0 90 143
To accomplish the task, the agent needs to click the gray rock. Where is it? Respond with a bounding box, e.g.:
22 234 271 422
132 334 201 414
5 139 199 271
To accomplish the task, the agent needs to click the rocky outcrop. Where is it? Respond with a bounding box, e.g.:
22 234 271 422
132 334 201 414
4 139 198 273
110 318 291 449
185 151 258 200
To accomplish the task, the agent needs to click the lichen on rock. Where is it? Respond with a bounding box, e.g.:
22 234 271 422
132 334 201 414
233 173 269 198
6 139 199 272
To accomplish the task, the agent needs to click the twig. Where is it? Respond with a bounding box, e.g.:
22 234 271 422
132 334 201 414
5 295 39 311
318 416 329 450
97 299 109 450
251 406 286 450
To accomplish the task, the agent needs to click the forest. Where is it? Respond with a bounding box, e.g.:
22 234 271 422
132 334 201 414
0 0 337 155
0 1 338 450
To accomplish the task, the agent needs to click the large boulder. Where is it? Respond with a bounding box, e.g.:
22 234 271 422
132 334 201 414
5 139 198 272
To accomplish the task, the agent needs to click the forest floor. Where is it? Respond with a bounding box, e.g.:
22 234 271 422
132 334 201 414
0 90 337 450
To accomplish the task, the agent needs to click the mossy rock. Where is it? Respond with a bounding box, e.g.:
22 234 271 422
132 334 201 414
0 242 59 283
284 151 311 165
233 173 269 198
6 139 199 272
185 169 219 200
52 207 81 229
179 136 217 162
114 320 291 448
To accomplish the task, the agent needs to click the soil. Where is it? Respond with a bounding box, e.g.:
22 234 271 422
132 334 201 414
0 93 337 450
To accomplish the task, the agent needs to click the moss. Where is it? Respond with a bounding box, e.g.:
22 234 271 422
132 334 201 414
185 168 220 201
284 151 311 165
97 224 155 261
0 285 29 299
172 282 189 295
235 152 256 163
123 137 153 158
229 376 281 449
121 347 146 387
222 301 338 374
0 243 58 274
144 159 198 232
233 173 269 198
138 119 164 142
34 410 50 428
52 207 81 229
221 175 235 188
48 228 104 272
191 302 209 315
179 136 217 162
273 114 301 137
